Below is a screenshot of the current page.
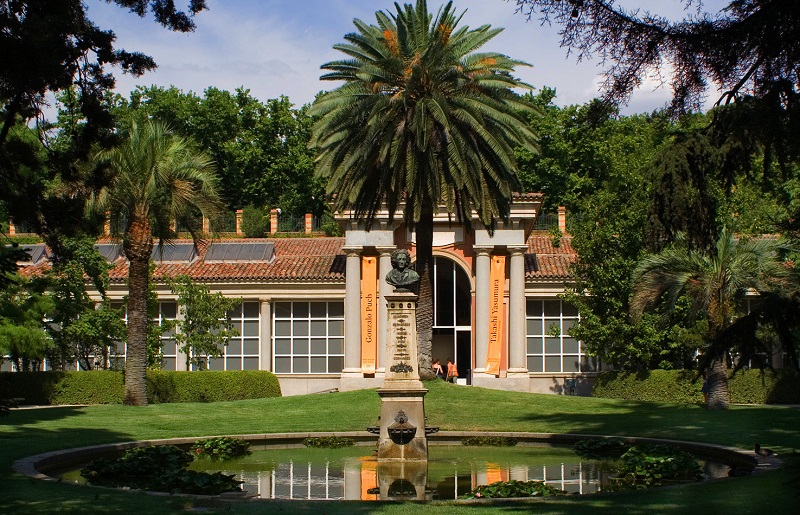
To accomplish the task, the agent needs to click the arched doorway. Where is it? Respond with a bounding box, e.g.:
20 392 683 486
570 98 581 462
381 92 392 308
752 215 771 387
431 256 472 383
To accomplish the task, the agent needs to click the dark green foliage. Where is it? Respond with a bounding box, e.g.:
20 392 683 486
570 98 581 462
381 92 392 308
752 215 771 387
461 436 517 447
81 445 242 495
0 2 208 251
592 369 800 404
193 437 251 460
116 87 324 216
145 370 282 403
239 205 270 237
613 444 703 489
0 370 281 405
0 370 123 405
463 479 564 499
573 438 629 459
302 436 355 449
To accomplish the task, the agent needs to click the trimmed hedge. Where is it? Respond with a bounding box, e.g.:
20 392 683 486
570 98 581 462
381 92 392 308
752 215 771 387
0 370 281 405
592 369 800 404
146 370 281 403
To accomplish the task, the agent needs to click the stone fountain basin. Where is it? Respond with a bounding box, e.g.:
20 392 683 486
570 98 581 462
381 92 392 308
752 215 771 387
15 430 769 487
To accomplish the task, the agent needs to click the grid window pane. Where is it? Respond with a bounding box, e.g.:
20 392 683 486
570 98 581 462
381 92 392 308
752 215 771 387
294 302 309 318
161 302 177 319
310 320 326 336
293 357 309 373
275 339 291 354
227 340 242 354
275 320 291 337
209 357 224 371
527 356 543 373
328 320 343 336
227 357 242 370
543 301 561 317
545 337 561 354
563 337 579 354
526 298 590 374
311 339 326 355
243 320 259 337
310 302 327 318
328 356 343 372
527 319 543 336
563 302 579 317
545 356 562 372
310 357 327 373
275 302 292 317
563 356 579 372
526 300 543 316
328 303 344 317
275 357 291 373
272 301 344 375
243 357 259 370
243 301 260 318
328 338 343 355
527 337 543 355
293 339 309 354
243 339 259 355
293 320 309 336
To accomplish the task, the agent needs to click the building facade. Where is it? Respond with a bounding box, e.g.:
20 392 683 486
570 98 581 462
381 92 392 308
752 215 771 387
9 196 596 395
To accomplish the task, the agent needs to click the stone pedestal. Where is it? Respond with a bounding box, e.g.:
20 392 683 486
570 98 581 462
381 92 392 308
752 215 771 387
376 291 429 461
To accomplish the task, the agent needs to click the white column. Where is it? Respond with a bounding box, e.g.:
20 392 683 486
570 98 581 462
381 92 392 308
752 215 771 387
473 247 492 374
259 298 272 371
342 246 362 376
507 246 528 374
377 247 394 376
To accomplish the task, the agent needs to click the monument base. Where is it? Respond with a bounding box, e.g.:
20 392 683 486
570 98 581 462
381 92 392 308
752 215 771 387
376 387 428 461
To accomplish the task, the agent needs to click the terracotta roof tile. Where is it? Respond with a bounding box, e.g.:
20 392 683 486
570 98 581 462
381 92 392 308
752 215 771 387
525 232 577 280
19 233 580 283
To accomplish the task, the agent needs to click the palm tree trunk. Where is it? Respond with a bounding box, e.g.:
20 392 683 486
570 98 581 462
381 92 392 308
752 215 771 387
416 207 436 380
123 214 154 406
706 354 730 410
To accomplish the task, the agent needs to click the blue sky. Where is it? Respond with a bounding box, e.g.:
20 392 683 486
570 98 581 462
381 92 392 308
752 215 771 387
87 0 726 114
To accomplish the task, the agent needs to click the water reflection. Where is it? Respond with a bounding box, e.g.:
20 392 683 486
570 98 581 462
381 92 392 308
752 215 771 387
191 446 619 500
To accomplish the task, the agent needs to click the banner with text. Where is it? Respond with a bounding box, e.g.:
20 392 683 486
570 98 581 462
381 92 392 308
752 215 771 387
485 255 505 376
360 256 377 374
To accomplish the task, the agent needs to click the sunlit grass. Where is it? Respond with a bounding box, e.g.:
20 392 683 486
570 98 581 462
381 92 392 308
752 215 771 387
1 381 798 514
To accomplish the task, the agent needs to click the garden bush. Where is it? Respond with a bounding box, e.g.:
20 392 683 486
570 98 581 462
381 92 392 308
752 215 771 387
592 369 800 404
193 437 251 460
81 445 242 495
0 370 123 405
0 370 281 405
146 370 281 403
240 205 270 237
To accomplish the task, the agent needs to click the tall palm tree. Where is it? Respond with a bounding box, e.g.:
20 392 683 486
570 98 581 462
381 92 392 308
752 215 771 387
309 0 539 378
88 119 223 405
630 227 795 409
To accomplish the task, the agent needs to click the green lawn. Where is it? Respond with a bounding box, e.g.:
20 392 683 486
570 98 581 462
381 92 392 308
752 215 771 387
2 380 798 514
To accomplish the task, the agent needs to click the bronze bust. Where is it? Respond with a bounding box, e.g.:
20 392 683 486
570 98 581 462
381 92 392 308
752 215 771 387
385 248 419 289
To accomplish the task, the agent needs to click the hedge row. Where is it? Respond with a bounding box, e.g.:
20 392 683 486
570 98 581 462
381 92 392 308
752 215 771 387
592 369 800 404
0 370 281 405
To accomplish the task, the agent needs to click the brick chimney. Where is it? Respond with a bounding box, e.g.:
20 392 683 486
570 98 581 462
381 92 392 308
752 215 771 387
558 206 567 234
235 209 243 236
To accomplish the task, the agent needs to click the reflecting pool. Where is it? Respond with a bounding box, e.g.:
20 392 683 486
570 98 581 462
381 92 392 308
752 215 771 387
185 444 714 501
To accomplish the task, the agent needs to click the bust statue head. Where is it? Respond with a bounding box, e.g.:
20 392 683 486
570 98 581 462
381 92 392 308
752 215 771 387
390 249 411 271
386 248 419 288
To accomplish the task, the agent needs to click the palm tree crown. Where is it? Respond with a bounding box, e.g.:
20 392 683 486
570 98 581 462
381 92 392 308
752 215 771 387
630 226 796 409
310 0 539 229
89 119 223 405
